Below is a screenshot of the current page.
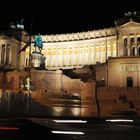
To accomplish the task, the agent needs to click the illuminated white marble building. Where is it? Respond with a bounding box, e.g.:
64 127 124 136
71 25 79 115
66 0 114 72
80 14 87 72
21 19 138 68
24 18 140 87
26 27 117 70
1 18 140 88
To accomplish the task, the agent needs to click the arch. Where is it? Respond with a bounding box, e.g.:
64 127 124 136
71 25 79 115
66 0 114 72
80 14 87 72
125 47 128 56
124 46 127 56
138 46 140 56
127 77 133 87
132 47 135 56
1 44 5 65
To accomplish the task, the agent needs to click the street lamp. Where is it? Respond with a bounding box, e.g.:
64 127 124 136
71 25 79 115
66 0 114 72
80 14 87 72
27 20 33 115
18 20 45 114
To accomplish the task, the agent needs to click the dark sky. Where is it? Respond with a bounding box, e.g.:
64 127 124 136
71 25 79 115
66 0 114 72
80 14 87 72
0 1 139 35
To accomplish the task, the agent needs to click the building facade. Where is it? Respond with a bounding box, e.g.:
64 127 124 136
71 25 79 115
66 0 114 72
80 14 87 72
1 18 140 88
1 17 140 117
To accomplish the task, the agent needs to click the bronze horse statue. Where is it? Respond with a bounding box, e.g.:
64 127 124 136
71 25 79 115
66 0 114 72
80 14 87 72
34 35 43 53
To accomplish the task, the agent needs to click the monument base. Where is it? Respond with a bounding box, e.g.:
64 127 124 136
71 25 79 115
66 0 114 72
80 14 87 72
31 51 46 68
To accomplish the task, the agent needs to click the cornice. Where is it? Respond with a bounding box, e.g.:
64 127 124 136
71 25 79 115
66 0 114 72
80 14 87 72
42 27 116 43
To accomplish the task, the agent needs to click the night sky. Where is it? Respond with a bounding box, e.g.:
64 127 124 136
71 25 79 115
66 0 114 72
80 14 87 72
0 1 139 35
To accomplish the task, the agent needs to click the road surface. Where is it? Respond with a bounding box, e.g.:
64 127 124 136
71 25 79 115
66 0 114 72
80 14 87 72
0 117 140 140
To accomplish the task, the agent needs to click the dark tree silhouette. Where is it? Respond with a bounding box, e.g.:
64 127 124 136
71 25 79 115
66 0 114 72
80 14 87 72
89 65 100 117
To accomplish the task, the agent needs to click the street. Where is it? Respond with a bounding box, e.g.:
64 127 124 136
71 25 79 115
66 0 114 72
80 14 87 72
0 117 140 140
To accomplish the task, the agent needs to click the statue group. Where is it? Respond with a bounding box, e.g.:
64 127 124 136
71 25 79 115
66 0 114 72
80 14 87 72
33 34 43 53
32 34 45 68
9 18 24 30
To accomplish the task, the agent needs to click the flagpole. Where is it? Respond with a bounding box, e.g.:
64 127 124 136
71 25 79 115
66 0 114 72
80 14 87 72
28 20 33 115
105 31 108 86
29 20 33 76
105 31 107 61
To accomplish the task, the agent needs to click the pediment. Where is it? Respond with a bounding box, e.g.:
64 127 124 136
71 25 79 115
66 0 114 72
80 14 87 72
119 19 140 28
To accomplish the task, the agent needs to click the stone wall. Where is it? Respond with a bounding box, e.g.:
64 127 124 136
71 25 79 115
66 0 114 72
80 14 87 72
1 69 140 117
0 69 97 117
0 70 28 93
97 87 140 117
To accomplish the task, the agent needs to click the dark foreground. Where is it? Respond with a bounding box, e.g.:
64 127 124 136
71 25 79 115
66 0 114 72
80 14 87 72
0 117 140 140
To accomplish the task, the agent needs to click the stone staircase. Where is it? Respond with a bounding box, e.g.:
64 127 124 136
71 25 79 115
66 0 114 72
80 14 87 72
62 69 89 82
110 102 137 117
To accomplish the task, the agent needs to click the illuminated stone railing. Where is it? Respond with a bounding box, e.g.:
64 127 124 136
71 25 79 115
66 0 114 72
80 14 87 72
43 28 116 42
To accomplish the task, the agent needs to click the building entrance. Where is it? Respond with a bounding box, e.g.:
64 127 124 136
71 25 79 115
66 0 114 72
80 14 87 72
127 77 133 87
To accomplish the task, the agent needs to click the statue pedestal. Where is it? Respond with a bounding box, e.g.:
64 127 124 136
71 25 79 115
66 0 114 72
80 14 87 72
31 52 46 68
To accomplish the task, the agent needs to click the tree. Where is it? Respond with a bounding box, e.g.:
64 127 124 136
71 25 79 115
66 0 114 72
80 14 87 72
89 65 100 117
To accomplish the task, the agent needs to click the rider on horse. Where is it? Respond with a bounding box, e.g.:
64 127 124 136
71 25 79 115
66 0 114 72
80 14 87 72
34 34 43 53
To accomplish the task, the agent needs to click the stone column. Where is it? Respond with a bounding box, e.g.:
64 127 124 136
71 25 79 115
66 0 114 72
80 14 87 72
54 49 57 67
82 46 85 65
94 45 96 64
0 47 2 65
99 44 101 63
127 36 130 56
9 46 12 65
66 49 68 66
134 35 137 56
61 47 63 67
3 45 6 65
50 47 52 67
111 43 113 57
71 47 74 66
85 46 88 65
100 46 103 63
55 47 58 67
74 47 76 66
88 45 91 65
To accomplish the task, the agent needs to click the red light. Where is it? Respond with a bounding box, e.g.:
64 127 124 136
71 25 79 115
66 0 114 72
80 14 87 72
0 127 19 130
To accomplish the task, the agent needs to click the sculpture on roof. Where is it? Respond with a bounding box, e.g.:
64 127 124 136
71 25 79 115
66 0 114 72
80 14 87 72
9 18 24 30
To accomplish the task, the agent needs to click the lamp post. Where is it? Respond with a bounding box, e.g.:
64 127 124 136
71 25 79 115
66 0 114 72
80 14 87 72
27 22 46 114
27 20 33 115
